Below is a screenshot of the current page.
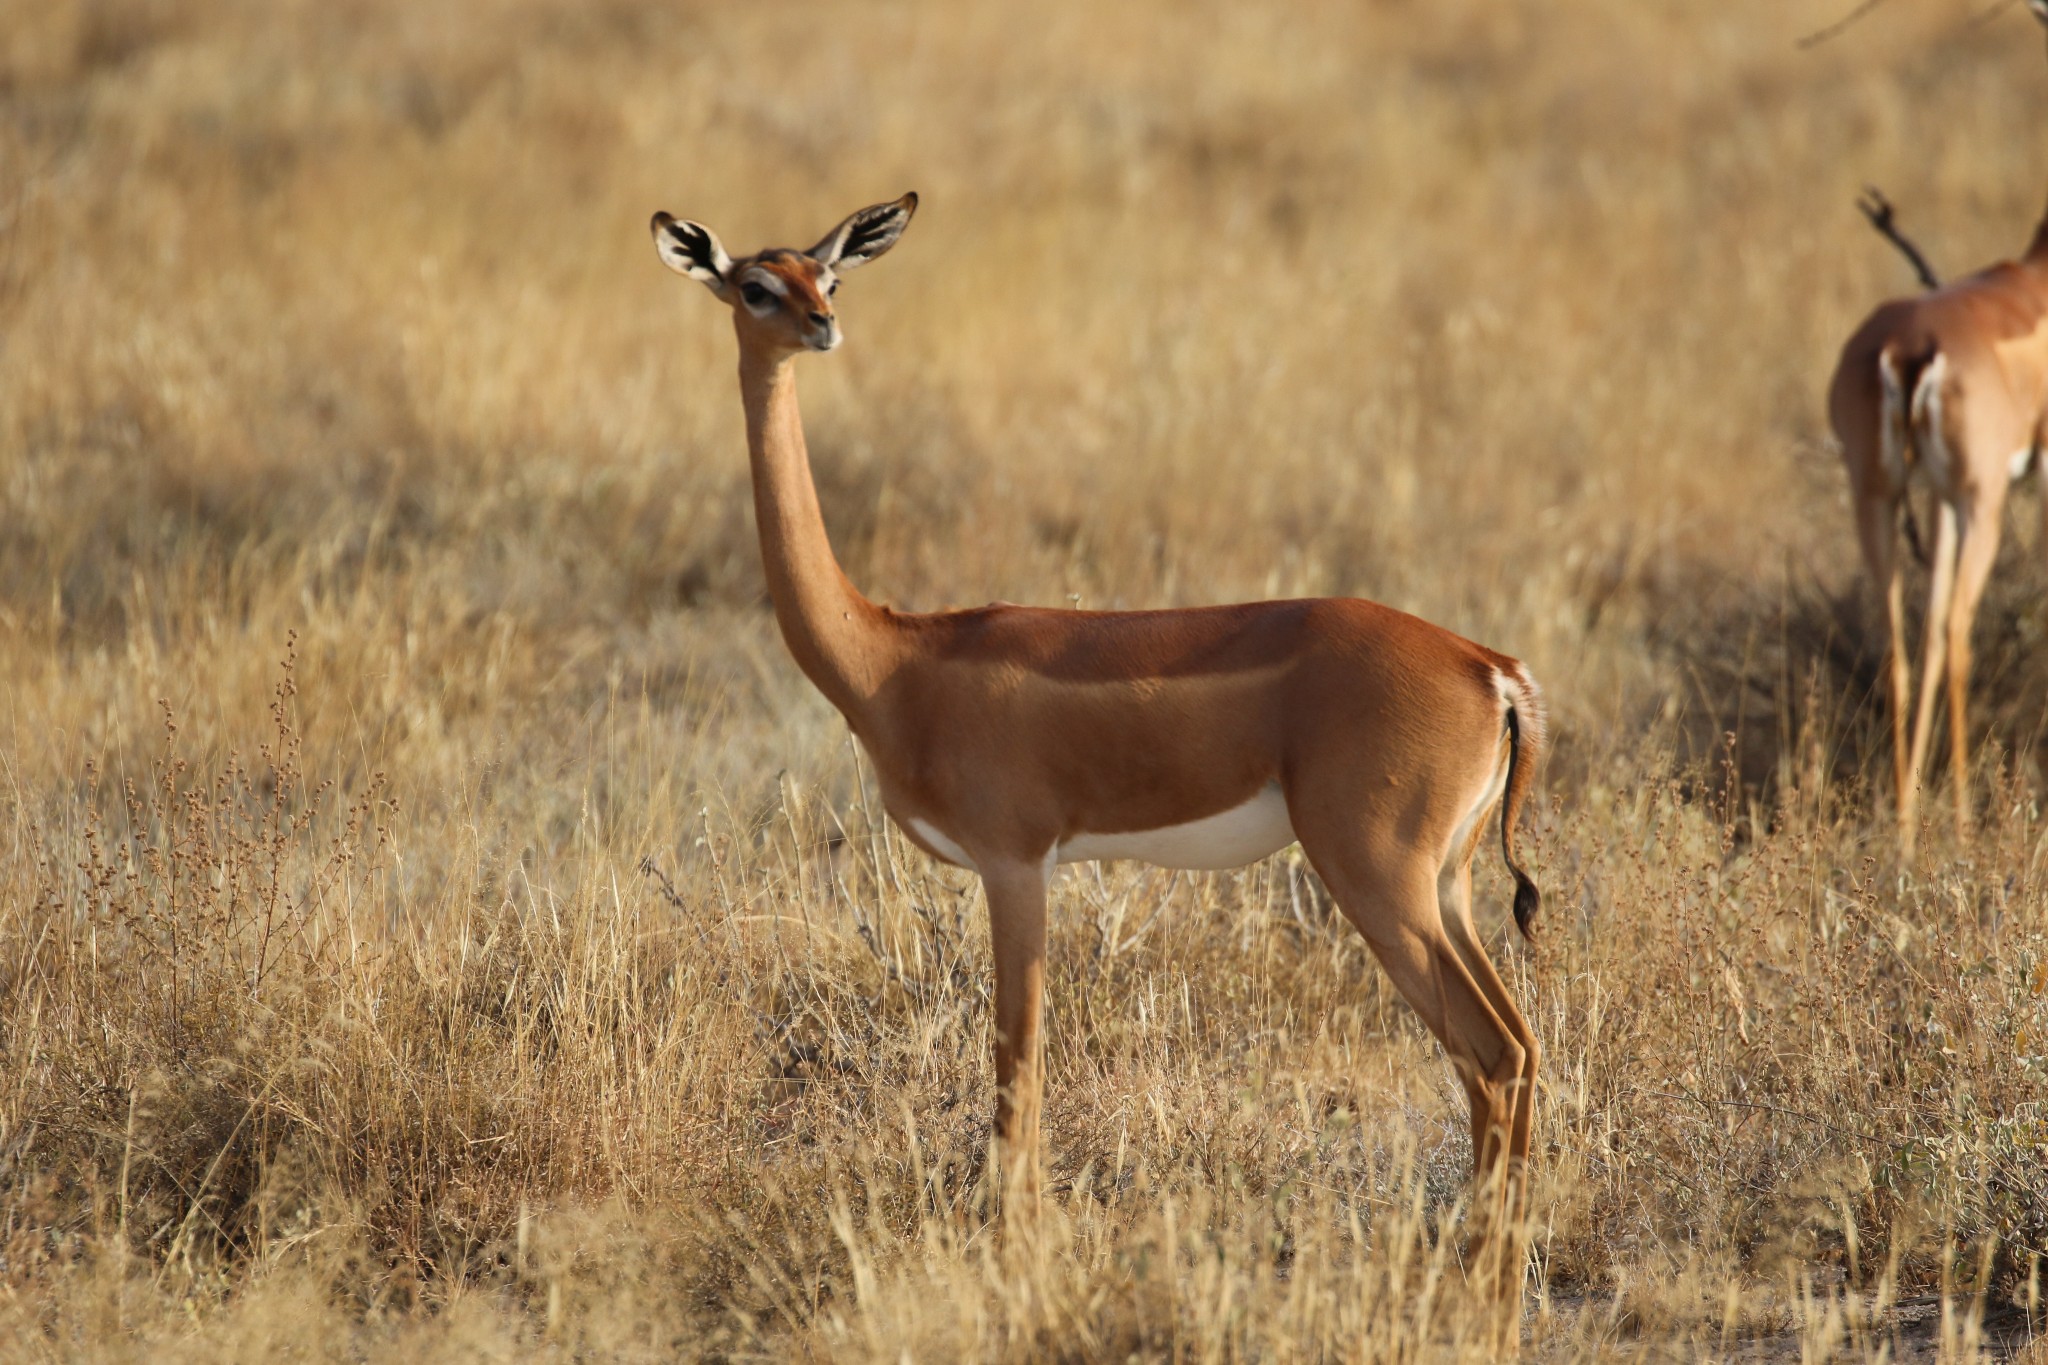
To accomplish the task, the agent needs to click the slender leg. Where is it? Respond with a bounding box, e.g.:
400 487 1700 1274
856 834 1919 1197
981 856 1050 1217
1886 548 1912 841
1311 853 1529 1303
1851 492 1911 852
1904 501 1959 856
1439 858 1540 1257
1943 502 2003 843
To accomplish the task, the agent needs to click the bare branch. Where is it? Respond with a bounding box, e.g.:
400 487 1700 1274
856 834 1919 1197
1964 0 2025 32
1796 0 1895 50
1802 0 2043 48
1856 186 1942 291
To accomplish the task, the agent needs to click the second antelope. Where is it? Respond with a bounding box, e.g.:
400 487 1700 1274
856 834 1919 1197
649 194 1547 1296
1829 193 2048 860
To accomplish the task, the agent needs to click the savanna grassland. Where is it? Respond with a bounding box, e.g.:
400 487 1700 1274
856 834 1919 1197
5 0 2048 1359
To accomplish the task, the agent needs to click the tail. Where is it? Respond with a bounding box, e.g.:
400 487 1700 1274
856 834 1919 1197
1498 668 1546 939
1879 345 1948 465
1907 350 1949 474
1878 346 1908 483
1878 343 1947 566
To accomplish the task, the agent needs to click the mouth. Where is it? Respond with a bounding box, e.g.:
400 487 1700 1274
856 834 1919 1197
807 329 840 352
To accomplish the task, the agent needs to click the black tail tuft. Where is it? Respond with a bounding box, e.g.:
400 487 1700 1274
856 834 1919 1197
1502 706 1542 939
1510 865 1541 939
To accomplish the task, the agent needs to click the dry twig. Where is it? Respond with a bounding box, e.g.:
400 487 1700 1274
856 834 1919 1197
1856 186 1942 292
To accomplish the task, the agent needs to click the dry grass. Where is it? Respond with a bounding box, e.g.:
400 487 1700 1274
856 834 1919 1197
4 0 2048 1358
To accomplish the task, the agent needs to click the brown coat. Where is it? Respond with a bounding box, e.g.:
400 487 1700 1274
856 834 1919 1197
654 196 1546 1310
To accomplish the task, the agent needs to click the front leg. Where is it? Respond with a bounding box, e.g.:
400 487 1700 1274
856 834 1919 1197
982 855 1051 1216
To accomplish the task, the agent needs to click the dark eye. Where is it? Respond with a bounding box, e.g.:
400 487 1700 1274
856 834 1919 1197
740 281 770 306
827 280 838 296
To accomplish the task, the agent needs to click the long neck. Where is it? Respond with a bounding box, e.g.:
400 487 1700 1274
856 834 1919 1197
737 336 894 720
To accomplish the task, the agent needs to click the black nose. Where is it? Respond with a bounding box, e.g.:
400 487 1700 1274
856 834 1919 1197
808 311 831 327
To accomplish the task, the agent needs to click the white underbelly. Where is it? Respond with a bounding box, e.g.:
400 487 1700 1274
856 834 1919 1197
905 816 975 869
1057 783 1296 870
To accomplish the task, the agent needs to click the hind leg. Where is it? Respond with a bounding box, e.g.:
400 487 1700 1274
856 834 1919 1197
1439 858 1540 1250
1852 488 1912 850
1905 501 1959 855
1943 499 2002 843
1305 842 1531 1300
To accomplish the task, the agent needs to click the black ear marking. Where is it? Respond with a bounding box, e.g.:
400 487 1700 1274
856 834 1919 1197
651 211 733 287
663 219 710 267
808 192 918 270
843 213 897 256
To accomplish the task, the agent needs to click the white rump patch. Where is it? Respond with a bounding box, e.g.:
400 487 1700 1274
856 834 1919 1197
1057 784 1295 870
1878 351 1908 487
1444 745 1510 873
905 816 975 870
2009 446 2038 483
1909 352 1951 490
1493 663 1544 746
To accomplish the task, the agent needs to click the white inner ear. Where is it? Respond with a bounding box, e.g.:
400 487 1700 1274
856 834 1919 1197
672 252 719 284
807 200 912 269
653 216 733 292
831 205 911 270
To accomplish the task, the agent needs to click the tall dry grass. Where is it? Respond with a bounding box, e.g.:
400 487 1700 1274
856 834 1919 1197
3 0 2048 1358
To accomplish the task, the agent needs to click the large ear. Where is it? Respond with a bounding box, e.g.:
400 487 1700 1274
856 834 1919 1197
651 212 733 294
807 192 918 271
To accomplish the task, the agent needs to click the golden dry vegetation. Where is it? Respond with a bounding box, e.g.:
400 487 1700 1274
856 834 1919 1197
5 0 2048 1359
